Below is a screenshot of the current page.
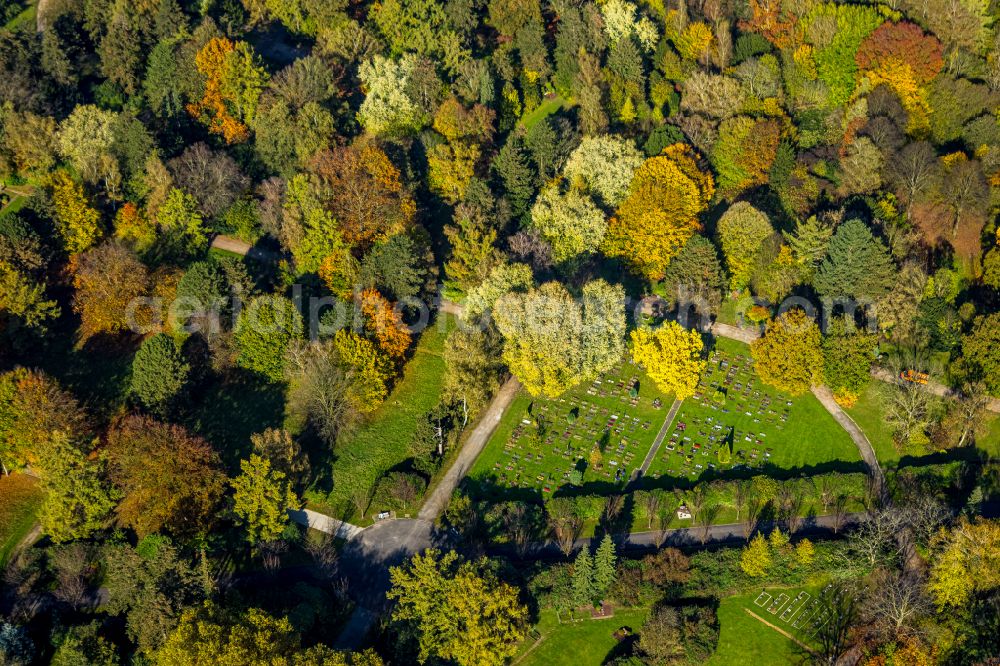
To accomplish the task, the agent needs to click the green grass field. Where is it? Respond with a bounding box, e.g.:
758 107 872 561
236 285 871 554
0 473 43 567
643 338 860 483
708 588 821 665
845 383 909 464
467 360 675 501
515 607 650 666
846 383 1000 465
517 586 828 665
979 416 1000 458
2 1 34 32
207 246 248 261
305 315 455 521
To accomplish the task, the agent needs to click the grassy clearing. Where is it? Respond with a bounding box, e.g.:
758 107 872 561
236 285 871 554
0 473 43 567
847 383 1000 464
644 338 859 482
305 315 455 521
207 246 247 261
515 607 650 666
845 383 906 464
520 95 568 130
467 360 675 501
517 586 828 666
708 590 814 665
0 194 27 219
3 1 34 32
186 370 287 471
978 416 1000 458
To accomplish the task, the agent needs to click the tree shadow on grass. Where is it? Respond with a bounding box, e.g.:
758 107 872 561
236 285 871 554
41 331 139 422
631 459 870 493
184 368 287 471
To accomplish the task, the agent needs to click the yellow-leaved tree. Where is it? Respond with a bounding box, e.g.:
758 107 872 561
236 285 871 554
630 322 706 399
388 549 528 666
602 143 714 279
494 280 625 398
333 330 393 412
50 171 102 254
153 601 379 665
927 517 1000 609
739 533 772 577
750 308 823 395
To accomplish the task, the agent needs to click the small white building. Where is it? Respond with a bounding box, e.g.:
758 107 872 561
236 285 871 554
676 505 692 520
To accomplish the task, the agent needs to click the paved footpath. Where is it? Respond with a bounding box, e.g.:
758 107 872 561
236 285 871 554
419 375 522 520
287 508 363 540
331 374 522 649
709 319 1000 413
632 398 683 480
710 321 760 343
871 367 1000 413
810 385 886 501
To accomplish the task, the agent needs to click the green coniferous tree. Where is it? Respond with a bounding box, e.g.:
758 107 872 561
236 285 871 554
813 219 894 302
571 547 594 607
593 535 617 603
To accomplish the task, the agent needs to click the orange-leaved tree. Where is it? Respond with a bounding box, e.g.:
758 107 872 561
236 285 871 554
187 38 268 144
72 242 149 342
309 143 416 249
855 21 943 86
602 144 714 280
361 288 411 362
738 0 797 49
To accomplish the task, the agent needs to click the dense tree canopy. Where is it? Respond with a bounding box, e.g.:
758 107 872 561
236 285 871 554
234 295 304 382
630 323 706 400
717 202 774 292
813 219 895 303
602 144 714 279
2 0 1000 662
388 549 528 665
130 333 190 415
527 185 606 265
106 416 227 540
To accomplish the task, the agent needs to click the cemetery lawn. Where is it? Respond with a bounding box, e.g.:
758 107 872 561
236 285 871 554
708 586 825 666
0 473 43 568
515 607 650 666
466 360 676 501
517 586 831 666
643 338 859 484
305 315 455 522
